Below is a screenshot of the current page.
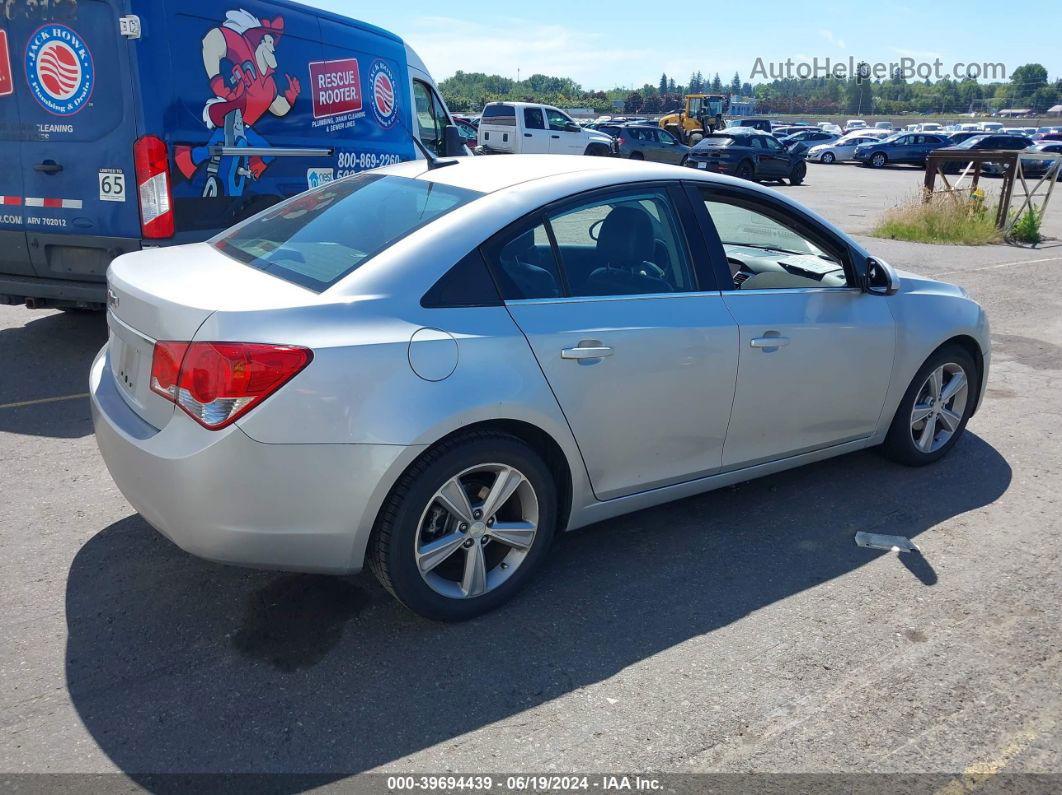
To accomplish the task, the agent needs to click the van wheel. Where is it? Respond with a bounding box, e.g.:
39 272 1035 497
369 432 558 621
584 144 611 156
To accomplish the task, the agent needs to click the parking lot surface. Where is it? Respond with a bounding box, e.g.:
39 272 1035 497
2 163 1061 782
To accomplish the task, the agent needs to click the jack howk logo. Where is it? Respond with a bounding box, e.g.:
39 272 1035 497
368 59 398 128
24 24 94 115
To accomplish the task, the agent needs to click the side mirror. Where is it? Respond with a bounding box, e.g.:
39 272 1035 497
565 122 581 133
865 257 899 296
443 125 466 157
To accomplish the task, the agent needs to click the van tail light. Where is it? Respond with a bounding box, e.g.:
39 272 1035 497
133 135 174 239
150 341 313 429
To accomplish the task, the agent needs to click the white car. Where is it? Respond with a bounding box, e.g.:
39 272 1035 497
846 119 868 130
806 134 888 163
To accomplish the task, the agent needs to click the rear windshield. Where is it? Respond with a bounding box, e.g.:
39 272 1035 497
211 174 482 292
697 136 737 146
482 104 517 126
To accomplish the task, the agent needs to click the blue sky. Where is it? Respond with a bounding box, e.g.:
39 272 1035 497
301 1 1061 90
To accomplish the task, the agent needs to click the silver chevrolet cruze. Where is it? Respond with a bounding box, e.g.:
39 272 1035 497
91 155 990 620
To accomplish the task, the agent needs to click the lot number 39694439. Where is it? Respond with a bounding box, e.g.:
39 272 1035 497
98 169 126 202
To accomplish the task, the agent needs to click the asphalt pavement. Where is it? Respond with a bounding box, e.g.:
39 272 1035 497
1 162 1060 785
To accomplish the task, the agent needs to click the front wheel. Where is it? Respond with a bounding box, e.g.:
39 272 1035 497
369 432 558 621
821 151 836 164
881 345 977 466
869 152 888 168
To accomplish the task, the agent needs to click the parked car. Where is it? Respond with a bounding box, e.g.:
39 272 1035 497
478 102 615 156
777 129 841 154
845 119 868 130
806 133 886 163
772 125 817 138
0 0 464 312
935 134 1041 175
945 131 984 145
874 122 895 131
595 124 690 165
688 130 807 183
91 154 989 620
1024 143 1062 179
854 133 950 168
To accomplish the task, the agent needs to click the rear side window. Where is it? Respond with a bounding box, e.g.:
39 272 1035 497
482 104 516 126
482 219 564 300
212 174 482 292
421 251 502 308
524 108 545 129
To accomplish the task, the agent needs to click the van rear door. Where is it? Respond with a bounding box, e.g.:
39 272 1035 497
12 0 140 287
0 25 32 282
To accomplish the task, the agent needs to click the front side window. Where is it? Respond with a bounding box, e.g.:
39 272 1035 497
413 80 450 156
545 108 573 131
697 190 849 290
761 137 782 150
213 175 482 292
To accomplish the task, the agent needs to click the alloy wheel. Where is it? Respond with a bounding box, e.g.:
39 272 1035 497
415 464 539 599
909 363 969 454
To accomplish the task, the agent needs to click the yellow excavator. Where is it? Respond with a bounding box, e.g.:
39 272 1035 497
659 94 729 146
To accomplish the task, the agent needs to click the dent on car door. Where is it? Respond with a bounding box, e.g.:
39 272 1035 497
691 185 896 468
485 184 739 500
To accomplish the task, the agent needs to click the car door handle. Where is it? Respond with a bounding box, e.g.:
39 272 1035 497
750 336 790 349
524 133 532 137
551 135 560 139
561 346 613 359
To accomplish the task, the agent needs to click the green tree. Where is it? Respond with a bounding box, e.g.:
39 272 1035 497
711 73 722 92
730 71 742 95
659 73 668 97
625 91 644 113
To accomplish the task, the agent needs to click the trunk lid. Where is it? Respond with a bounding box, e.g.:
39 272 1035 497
106 242 317 428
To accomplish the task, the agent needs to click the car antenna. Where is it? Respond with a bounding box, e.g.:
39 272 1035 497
412 134 458 170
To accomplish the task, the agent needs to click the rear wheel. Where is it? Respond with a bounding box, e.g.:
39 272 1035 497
629 151 644 160
369 432 558 621
789 161 807 185
881 345 977 466
735 160 755 180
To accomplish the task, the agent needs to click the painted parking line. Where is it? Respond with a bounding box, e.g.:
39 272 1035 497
933 715 1056 795
0 393 90 410
935 255 1062 277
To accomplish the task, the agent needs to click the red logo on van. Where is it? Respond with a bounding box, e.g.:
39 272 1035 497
0 30 13 97
308 58 362 119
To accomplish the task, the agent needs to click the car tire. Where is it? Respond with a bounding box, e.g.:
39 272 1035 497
369 431 558 621
869 152 888 168
789 161 807 185
629 152 644 160
735 160 755 180
821 151 835 164
584 144 611 156
881 345 978 467
680 156 689 167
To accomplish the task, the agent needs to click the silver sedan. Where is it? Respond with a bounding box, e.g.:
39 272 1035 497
91 155 990 620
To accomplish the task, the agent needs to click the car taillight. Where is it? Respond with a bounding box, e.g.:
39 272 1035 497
133 135 174 239
150 341 312 429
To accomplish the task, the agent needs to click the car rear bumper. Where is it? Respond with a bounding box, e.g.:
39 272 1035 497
90 346 411 574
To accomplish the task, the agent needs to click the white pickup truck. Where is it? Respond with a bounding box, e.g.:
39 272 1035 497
477 102 616 156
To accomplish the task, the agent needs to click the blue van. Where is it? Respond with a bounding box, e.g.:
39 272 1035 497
0 0 463 309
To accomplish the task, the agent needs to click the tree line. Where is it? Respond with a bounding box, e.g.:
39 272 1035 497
439 64 1060 117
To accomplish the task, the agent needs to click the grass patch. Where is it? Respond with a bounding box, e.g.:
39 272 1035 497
871 192 1001 245
1008 207 1043 244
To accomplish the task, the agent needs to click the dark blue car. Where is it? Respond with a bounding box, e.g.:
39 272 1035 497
853 133 950 168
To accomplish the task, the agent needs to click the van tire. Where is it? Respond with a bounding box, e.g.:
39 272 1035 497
584 143 612 157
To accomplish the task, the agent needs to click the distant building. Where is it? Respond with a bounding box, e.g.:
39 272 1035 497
729 97 757 116
997 108 1032 118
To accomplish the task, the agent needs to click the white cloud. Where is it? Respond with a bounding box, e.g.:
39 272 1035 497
818 29 846 49
893 47 945 61
405 16 655 89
